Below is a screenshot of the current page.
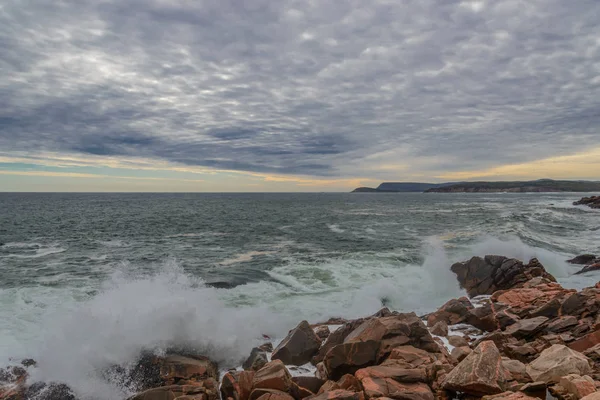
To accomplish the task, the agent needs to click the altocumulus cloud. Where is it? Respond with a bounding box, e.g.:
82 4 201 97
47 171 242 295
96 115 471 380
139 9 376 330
1 0 600 179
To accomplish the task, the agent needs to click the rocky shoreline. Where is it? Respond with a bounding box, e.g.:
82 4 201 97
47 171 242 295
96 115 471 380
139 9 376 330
574 197 600 210
2 256 600 400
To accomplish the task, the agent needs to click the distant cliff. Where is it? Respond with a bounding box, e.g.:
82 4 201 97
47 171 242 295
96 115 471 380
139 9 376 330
352 179 600 193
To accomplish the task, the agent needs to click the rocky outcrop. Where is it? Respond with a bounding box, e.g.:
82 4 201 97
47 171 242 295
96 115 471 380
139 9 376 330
273 321 323 366
574 196 600 209
450 256 556 298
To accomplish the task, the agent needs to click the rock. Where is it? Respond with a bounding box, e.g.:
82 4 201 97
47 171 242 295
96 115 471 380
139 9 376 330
387 346 438 367
467 303 502 332
520 381 547 396
355 365 428 384
568 255 598 265
504 317 548 339
335 375 360 393
292 377 325 395
315 326 331 341
317 381 340 394
129 383 218 400
252 360 294 393
480 392 539 400
505 344 538 363
451 347 472 363
558 374 596 400
430 322 448 337
569 330 600 353
272 321 323 366
313 320 366 364
447 336 469 348
23 382 78 400
323 341 380 380
345 314 439 358
442 340 508 396
546 316 579 333
250 389 295 400
427 298 473 326
502 359 530 383
305 389 365 400
573 196 600 209
526 344 593 383
583 344 600 362
316 362 328 381
450 256 556 298
244 348 269 371
221 370 255 400
581 393 600 400
529 299 562 319
260 343 274 353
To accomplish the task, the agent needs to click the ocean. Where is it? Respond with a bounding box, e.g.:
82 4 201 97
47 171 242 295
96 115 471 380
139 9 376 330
1 192 599 398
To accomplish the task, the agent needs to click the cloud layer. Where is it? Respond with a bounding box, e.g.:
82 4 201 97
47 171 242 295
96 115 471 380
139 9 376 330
1 0 600 180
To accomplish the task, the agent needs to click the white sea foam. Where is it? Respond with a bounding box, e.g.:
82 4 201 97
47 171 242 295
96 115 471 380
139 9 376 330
220 250 273 266
327 224 345 233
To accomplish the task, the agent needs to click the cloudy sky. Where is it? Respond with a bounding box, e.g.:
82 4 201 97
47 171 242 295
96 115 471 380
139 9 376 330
1 0 599 191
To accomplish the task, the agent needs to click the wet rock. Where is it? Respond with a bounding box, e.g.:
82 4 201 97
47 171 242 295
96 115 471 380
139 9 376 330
504 317 548 340
252 360 294 393
569 330 600 353
292 377 325 395
430 322 448 337
272 321 323 366
573 196 600 209
568 255 598 265
315 326 332 341
244 348 269 371
313 320 366 364
305 389 365 400
558 374 596 400
260 343 274 353
221 370 255 400
576 263 600 275
324 340 380 380
426 298 473 327
526 344 592 384
442 341 508 396
450 256 555 298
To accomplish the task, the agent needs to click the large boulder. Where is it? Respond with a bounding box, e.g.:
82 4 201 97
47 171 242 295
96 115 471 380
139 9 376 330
252 360 294 393
323 341 380 380
557 374 596 400
221 370 255 400
244 348 269 371
450 256 555 298
573 196 600 209
442 341 508 396
526 344 592 383
504 317 548 339
569 330 600 353
313 320 366 364
426 298 473 327
272 321 323 366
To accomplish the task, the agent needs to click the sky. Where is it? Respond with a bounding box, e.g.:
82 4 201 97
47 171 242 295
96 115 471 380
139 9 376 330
1 0 600 192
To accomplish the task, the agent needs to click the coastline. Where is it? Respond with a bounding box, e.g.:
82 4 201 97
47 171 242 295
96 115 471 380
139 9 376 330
2 255 600 400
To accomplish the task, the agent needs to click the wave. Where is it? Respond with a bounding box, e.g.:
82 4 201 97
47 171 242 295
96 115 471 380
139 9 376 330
1 234 597 399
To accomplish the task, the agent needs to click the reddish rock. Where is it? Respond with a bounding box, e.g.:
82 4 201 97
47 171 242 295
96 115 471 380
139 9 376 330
581 393 600 400
336 375 361 392
426 298 473 326
447 336 469 348
252 360 294 393
305 389 365 400
569 330 600 353
526 344 592 383
546 316 579 333
315 326 331 341
480 392 539 400
221 370 255 400
357 373 434 400
313 320 366 364
250 389 295 400
324 341 380 380
575 263 600 275
129 384 218 400
504 317 548 339
430 322 448 337
317 381 340 395
272 321 323 366
355 365 427 384
558 374 596 399
292 377 325 395
442 341 508 396
583 344 600 362
387 346 437 368
244 348 268 371
501 359 530 384
451 347 472 363
450 256 555 298
150 354 218 387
